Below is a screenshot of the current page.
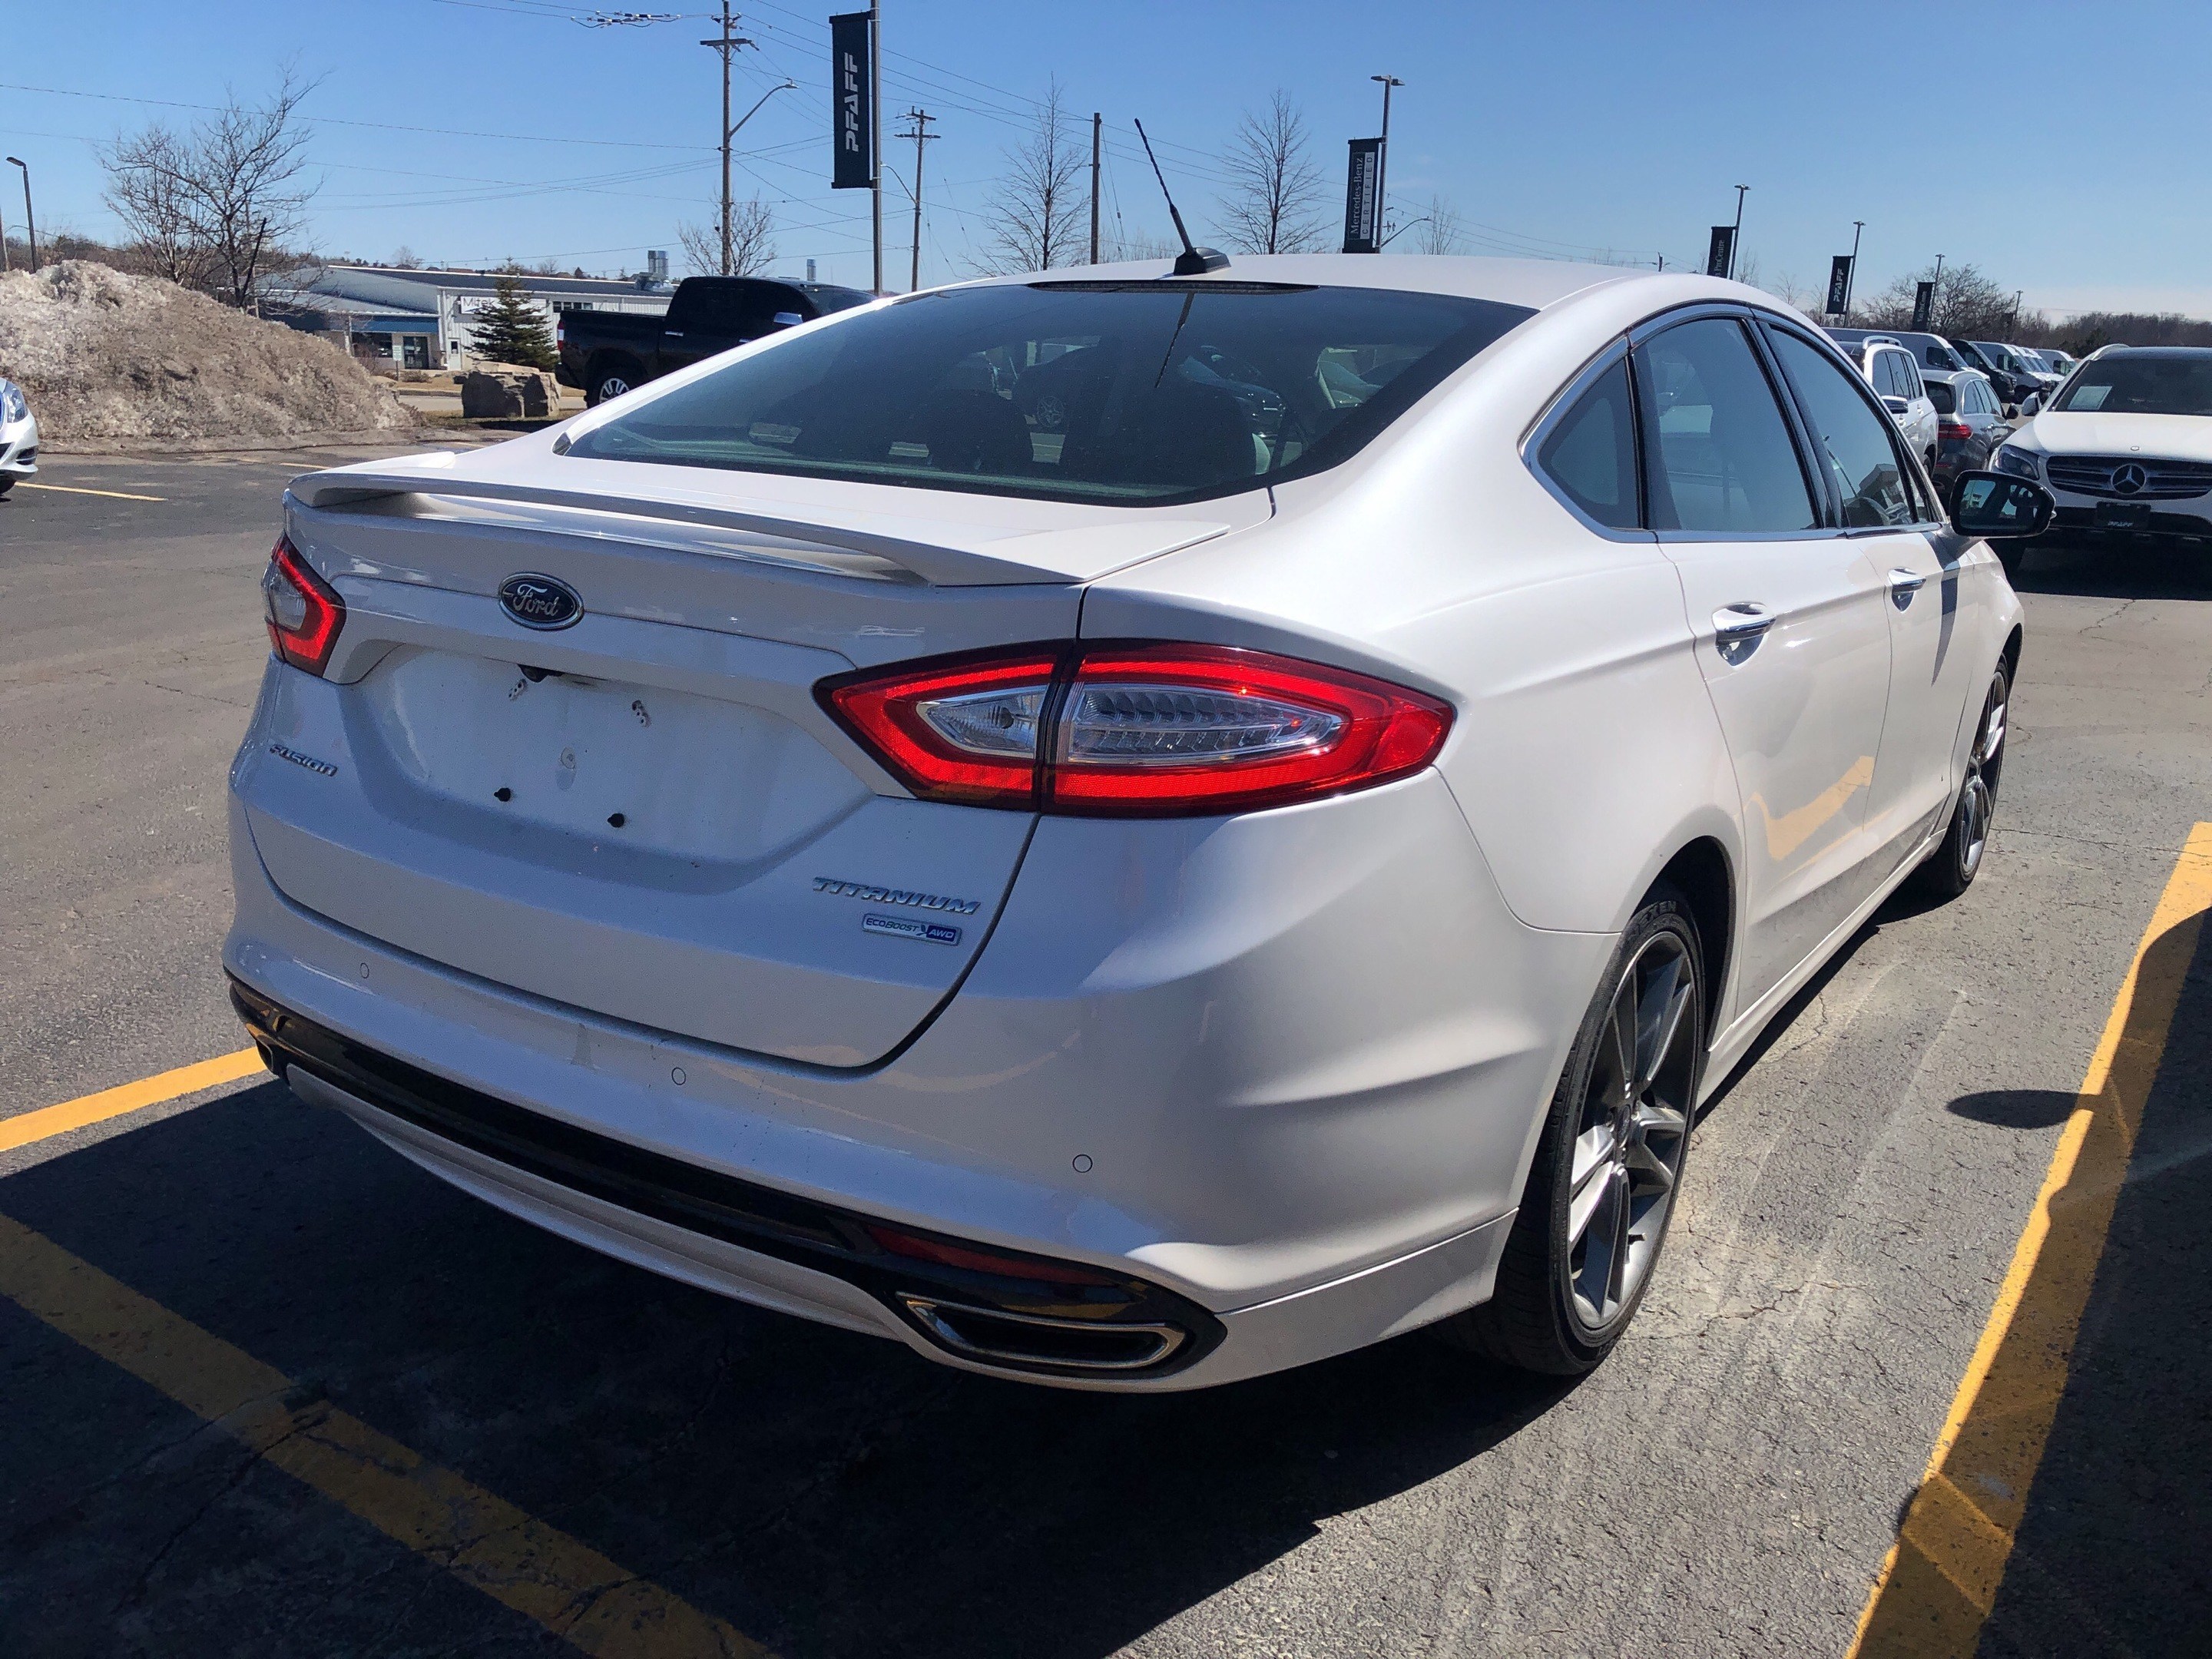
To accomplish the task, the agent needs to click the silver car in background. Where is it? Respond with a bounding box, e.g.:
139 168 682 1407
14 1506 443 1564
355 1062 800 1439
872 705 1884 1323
228 257 2050 1388
0 376 36 498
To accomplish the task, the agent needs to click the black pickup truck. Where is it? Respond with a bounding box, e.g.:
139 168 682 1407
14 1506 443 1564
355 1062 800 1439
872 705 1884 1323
555 275 874 406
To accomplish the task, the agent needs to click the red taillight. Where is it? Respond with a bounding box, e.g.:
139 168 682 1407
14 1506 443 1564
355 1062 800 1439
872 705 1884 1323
819 643 1453 817
260 535 345 675
823 647 1061 806
1937 420 1972 442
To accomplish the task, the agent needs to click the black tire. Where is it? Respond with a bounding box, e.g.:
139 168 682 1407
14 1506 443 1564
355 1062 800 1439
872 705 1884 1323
1911 661 2009 902
0 478 13 499
1439 885 1705 1375
586 359 642 408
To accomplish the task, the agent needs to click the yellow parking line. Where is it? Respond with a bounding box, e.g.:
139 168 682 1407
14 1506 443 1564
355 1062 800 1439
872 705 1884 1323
1849 821 2212 1656
13 481 168 502
0 1212 768 1657
1 1049 267 1154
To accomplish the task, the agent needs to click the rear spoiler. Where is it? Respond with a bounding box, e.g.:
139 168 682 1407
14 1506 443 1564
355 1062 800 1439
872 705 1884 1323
288 464 1238 588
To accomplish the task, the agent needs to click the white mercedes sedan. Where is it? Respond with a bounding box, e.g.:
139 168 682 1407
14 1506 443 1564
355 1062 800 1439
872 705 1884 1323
226 256 2051 1388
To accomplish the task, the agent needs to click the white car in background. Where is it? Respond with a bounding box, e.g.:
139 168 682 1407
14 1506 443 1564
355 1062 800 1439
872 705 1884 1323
227 257 2050 1389
1829 334 1939 468
1995 345 2212 550
0 376 36 498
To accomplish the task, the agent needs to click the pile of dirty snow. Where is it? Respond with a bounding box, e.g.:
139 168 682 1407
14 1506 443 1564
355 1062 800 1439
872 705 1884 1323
0 262 414 443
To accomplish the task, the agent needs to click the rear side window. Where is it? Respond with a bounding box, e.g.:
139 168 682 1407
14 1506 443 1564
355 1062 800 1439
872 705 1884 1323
1633 318 1816 535
1768 330 1917 527
1535 357 1639 529
1895 355 1923 399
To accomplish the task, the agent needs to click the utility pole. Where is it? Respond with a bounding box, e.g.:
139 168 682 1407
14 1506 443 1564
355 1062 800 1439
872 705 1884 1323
1371 76 1403 250
896 108 935 291
1844 219 1864 320
1089 112 1102 265
1729 184 1747 280
6 158 35 272
870 1 882 293
700 4 756 276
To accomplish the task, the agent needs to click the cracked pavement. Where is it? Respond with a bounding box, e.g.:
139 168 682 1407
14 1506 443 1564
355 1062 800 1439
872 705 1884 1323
3 461 2208 1656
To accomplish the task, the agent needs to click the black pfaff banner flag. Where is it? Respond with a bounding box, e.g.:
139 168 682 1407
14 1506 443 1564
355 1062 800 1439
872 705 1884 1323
830 11 873 190
1826 255 1853 316
1912 280 1936 331
1343 137 1382 253
1705 226 1735 278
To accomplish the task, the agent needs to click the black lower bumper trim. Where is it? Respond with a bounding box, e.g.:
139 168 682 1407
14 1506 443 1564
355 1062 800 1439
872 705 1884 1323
228 976 1220 1379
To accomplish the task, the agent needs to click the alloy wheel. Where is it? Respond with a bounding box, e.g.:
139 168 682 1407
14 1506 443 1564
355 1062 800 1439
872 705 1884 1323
1563 931 1697 1335
1959 674 2008 878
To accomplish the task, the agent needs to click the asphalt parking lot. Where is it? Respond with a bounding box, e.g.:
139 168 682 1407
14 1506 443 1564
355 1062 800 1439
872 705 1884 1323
2 452 2207 1658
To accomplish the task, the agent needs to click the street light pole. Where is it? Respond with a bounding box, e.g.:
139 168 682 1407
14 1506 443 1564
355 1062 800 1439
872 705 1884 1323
5 158 35 272
870 0 882 293
1932 252 1945 329
1371 75 1403 252
1729 184 1747 280
1844 220 1865 320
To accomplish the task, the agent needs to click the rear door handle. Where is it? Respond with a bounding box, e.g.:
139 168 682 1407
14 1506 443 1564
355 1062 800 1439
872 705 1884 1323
1712 603 1774 663
1713 603 1775 638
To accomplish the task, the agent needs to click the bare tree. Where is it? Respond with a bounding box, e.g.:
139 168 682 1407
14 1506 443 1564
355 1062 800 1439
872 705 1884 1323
1412 193 1465 256
96 71 319 309
1215 91 1327 255
982 81 1084 273
1861 260 2016 337
678 197 776 276
101 125 214 288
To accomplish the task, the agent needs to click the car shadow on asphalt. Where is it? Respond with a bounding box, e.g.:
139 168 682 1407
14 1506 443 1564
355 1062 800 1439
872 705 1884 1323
1965 906 2212 1658
0 1073 1581 1657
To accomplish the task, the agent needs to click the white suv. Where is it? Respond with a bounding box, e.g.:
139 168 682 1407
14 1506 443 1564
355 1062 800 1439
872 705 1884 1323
1831 336 1938 467
1993 345 2212 548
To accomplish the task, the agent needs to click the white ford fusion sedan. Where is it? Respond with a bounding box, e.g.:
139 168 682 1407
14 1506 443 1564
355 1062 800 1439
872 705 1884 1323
227 256 2048 1387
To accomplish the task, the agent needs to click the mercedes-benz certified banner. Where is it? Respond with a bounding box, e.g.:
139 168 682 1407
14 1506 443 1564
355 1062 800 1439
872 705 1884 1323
1912 280 1936 332
1343 138 1382 253
1705 226 1735 279
830 11 873 190
1826 255 1853 316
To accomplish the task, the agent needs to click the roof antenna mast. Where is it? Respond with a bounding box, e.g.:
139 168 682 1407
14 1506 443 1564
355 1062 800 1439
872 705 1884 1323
1132 120 1228 276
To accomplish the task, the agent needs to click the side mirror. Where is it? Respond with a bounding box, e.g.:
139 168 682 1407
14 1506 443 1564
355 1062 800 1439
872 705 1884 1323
2021 392 2043 416
772 311 805 327
1882 396 1912 415
1949 471 2055 541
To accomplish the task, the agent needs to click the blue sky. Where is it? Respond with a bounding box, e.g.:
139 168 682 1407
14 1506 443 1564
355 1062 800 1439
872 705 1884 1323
5 0 2207 317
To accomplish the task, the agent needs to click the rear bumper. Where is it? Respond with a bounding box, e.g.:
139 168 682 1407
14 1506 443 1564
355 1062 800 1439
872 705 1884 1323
226 733 1604 1388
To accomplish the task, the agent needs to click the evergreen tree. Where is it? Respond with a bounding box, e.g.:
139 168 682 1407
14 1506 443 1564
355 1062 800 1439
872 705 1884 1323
469 276 556 370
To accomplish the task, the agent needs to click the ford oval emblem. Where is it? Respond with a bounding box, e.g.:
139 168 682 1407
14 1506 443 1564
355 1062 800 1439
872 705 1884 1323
498 573 583 631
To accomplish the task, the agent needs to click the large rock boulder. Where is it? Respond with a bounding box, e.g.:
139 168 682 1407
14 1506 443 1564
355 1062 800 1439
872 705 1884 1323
0 261 415 442
461 365 558 419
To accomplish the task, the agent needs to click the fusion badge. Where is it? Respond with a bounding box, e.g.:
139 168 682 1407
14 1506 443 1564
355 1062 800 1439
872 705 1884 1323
863 913 962 945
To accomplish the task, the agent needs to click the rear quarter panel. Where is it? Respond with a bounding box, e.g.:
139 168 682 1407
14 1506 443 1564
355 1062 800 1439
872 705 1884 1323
1084 282 1743 943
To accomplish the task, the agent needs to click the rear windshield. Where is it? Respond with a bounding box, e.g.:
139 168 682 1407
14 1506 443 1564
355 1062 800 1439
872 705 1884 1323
565 281 1535 505
1925 381 1956 413
2055 355 2212 416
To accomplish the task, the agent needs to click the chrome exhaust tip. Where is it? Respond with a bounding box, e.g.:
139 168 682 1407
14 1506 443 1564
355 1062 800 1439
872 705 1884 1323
896 1295 1188 1373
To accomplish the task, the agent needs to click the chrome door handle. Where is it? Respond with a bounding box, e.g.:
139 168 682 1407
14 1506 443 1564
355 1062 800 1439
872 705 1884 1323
1888 568 1927 608
1712 603 1775 637
664 329 684 336
1712 603 1773 664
